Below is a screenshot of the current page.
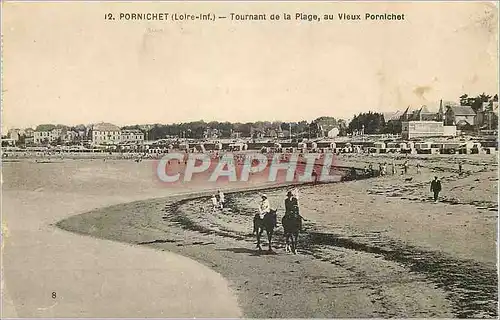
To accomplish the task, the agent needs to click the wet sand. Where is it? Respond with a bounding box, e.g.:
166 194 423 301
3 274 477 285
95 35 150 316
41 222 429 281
1 160 244 317
57 153 498 318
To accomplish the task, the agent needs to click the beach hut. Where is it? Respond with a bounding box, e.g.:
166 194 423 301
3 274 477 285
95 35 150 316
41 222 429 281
297 142 307 149
415 142 432 154
329 142 337 152
230 143 245 152
440 142 461 154
273 142 283 153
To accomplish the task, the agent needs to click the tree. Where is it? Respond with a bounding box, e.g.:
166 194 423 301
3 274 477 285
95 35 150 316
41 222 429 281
337 119 348 136
348 112 385 134
36 124 56 131
383 120 402 134
459 93 493 112
17 134 26 146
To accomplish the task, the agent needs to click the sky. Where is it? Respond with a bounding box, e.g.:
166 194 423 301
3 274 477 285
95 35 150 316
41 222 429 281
2 1 498 133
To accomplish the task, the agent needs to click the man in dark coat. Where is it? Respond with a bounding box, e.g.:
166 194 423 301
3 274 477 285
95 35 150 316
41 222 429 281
285 191 304 230
430 176 442 202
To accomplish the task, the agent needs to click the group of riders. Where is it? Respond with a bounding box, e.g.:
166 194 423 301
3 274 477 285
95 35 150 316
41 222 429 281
257 188 305 231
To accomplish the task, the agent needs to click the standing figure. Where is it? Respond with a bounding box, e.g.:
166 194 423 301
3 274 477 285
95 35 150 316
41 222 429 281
430 176 442 202
211 194 219 212
218 190 225 209
458 163 463 174
416 162 421 174
403 160 409 174
312 169 318 184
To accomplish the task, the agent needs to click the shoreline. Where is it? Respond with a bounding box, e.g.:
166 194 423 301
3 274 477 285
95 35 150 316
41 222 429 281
55 153 498 318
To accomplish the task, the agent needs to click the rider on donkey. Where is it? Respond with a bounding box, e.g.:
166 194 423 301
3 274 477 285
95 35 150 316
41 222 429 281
284 190 304 231
258 194 271 219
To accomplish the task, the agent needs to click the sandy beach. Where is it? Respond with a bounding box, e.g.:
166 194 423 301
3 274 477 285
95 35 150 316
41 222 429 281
51 153 498 318
1 159 244 318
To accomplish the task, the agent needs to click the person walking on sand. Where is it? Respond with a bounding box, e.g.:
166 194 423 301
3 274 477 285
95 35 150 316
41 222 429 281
218 190 225 209
403 160 409 174
458 162 463 175
312 169 318 184
211 194 219 212
392 161 396 175
430 176 442 202
416 161 421 174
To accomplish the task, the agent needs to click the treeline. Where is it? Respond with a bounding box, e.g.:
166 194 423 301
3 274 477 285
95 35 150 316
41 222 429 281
128 120 312 140
460 93 498 112
15 93 497 142
347 112 386 134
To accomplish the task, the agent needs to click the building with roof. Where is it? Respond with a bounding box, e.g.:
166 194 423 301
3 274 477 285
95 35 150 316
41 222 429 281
34 127 65 144
91 122 121 145
401 121 456 140
444 106 476 129
398 104 444 122
121 129 145 144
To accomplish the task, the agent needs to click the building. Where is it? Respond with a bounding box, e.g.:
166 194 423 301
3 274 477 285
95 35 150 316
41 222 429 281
7 129 21 141
402 121 456 140
476 101 498 131
91 122 121 145
230 131 242 139
34 127 64 144
121 129 145 144
203 128 219 139
444 106 476 128
63 130 80 143
399 104 443 122
24 128 35 138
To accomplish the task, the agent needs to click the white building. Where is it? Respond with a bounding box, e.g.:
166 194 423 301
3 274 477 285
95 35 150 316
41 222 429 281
121 129 144 144
91 123 122 145
34 128 64 144
402 121 456 140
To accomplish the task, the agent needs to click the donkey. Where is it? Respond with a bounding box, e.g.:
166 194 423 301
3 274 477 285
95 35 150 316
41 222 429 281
253 209 278 252
282 214 302 254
